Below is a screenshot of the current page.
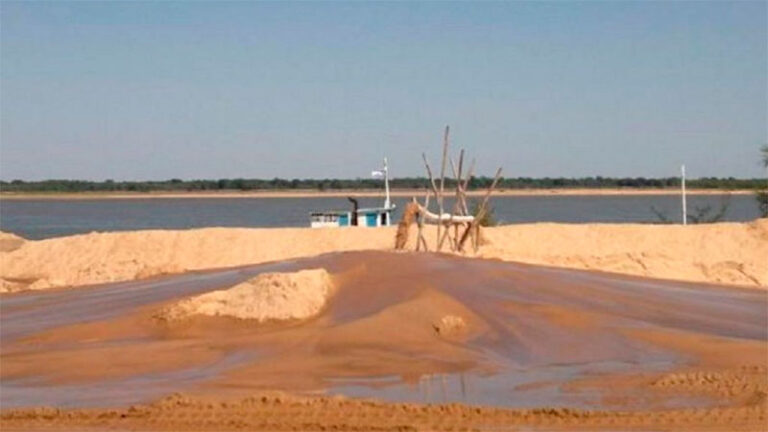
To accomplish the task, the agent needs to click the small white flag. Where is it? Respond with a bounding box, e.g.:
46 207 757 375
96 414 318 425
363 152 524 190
371 170 384 179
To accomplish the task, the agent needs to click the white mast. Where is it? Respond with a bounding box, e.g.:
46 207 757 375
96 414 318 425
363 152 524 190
383 157 391 209
681 164 687 225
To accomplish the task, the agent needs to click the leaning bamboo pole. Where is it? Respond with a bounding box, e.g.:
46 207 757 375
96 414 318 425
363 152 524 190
421 153 440 206
422 153 441 250
438 157 458 251
454 150 464 213
473 167 504 222
450 153 463 251
440 150 466 251
455 158 475 247
458 167 503 252
459 159 475 216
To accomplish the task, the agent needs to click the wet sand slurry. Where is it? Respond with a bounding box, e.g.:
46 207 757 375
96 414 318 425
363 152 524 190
1 251 766 430
0 259 304 342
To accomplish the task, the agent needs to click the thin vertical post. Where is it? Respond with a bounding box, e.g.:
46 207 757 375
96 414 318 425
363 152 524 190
420 191 430 251
460 159 475 215
681 164 687 225
437 126 449 251
383 157 391 210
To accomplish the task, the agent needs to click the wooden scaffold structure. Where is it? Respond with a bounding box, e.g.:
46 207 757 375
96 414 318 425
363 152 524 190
395 126 503 253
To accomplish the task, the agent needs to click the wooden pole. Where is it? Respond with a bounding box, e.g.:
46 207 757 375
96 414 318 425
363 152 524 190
453 224 459 251
417 192 430 251
456 159 475 249
421 153 440 205
414 197 422 251
473 167 503 222
449 150 465 214
470 167 503 252
473 223 481 252
441 150 466 251
439 156 459 251
447 156 474 251
459 159 475 216
458 167 502 252
462 160 476 248
436 126 449 251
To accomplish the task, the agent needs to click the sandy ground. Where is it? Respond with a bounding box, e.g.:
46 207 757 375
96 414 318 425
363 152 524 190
2 252 766 431
1 219 766 292
2 391 765 431
0 187 754 200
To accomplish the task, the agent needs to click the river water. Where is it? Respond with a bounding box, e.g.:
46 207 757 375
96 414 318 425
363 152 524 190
0 193 761 239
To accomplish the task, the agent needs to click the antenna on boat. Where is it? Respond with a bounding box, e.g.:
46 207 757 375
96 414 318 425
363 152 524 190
384 157 391 209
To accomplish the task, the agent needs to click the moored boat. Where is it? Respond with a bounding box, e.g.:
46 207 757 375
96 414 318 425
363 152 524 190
309 158 396 228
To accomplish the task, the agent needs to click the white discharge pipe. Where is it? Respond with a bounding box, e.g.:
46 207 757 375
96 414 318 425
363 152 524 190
417 204 476 224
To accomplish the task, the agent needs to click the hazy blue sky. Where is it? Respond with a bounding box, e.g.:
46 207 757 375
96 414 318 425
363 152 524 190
1 1 765 180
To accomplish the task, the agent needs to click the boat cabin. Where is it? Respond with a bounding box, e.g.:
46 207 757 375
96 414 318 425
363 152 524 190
310 207 394 228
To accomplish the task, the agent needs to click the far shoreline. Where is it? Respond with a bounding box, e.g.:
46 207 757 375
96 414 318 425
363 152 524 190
0 188 755 200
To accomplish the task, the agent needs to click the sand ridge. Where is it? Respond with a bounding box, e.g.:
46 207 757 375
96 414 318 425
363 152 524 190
0 227 396 292
478 219 768 287
1 219 766 293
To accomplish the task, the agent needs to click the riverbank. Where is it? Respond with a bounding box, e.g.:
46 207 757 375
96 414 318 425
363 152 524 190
0 188 756 200
2 219 766 292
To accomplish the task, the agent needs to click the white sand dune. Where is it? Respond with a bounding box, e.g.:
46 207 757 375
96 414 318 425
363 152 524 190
478 219 768 288
0 227 394 292
159 269 334 322
1 219 766 292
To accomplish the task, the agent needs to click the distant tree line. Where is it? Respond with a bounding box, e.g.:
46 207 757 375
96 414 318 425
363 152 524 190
0 177 764 193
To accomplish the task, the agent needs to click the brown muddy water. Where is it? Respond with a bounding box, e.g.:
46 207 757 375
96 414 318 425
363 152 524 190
1 194 760 239
1 252 765 411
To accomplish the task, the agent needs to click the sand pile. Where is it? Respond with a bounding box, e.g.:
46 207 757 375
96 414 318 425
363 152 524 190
432 315 467 336
1 219 766 292
159 269 334 322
